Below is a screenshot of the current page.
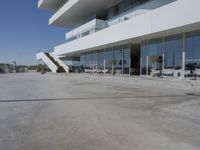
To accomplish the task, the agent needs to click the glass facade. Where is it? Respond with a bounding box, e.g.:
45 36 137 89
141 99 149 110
141 35 182 76
114 46 123 75
185 31 200 71
148 38 163 75
80 54 86 72
107 0 150 19
97 50 105 73
79 30 200 78
141 41 148 75
90 51 97 71
85 52 90 70
123 45 131 74
80 45 131 75
164 34 183 70
105 48 113 74
140 30 200 77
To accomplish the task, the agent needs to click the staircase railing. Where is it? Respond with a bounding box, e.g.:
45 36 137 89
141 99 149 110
45 53 66 73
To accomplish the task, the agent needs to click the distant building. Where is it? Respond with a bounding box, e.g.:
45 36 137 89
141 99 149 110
37 0 200 78
0 64 15 73
0 63 29 73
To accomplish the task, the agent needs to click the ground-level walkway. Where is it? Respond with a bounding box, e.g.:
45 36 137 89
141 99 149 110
0 73 200 150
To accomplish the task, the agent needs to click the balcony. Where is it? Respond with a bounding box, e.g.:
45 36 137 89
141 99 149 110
49 0 123 28
66 18 108 42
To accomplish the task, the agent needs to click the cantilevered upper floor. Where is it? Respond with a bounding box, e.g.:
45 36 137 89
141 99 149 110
39 0 125 28
40 0 171 28
39 0 177 33
38 0 68 11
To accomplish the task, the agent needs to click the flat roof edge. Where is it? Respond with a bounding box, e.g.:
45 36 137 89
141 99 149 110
49 0 79 27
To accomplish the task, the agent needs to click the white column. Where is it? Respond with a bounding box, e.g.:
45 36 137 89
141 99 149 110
162 37 165 71
140 57 142 75
104 49 105 75
162 53 165 71
146 56 149 76
146 40 149 75
129 44 131 76
182 33 186 77
122 45 124 75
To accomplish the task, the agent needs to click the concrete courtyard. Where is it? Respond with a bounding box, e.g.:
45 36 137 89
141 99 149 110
0 73 200 150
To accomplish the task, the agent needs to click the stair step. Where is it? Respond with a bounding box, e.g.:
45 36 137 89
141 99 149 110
45 53 66 73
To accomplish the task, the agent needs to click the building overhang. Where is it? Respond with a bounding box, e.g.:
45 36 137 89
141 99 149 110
49 0 123 28
53 0 200 58
38 0 68 11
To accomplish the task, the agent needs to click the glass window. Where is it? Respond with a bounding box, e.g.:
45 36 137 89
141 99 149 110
123 45 130 74
113 5 119 16
114 46 123 75
90 51 97 71
164 34 183 70
141 41 148 75
186 30 200 71
148 38 163 75
97 50 105 73
85 52 91 70
80 54 86 72
106 0 150 19
105 48 113 74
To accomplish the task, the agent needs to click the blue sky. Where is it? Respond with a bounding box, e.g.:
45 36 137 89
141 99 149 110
0 0 68 65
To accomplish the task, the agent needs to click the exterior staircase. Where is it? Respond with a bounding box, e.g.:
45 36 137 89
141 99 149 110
45 53 66 73
36 52 69 73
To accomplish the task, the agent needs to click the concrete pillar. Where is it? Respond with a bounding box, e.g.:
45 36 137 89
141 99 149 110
104 49 105 75
182 33 186 77
146 40 149 75
122 45 124 75
146 56 149 76
162 37 165 71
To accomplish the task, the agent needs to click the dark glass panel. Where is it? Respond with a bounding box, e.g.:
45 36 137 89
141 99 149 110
97 50 105 73
123 45 130 74
164 34 183 70
105 48 113 74
90 51 97 71
186 30 200 71
148 38 163 75
114 46 123 75
141 41 148 75
85 52 91 70
80 54 86 72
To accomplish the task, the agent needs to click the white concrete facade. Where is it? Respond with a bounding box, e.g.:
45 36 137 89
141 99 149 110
53 0 200 56
36 52 58 73
37 0 200 76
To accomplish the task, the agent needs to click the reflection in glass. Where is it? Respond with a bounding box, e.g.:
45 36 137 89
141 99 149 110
148 38 163 75
141 41 148 75
90 51 97 71
85 52 91 70
97 50 105 73
123 45 130 74
186 30 200 71
114 46 123 75
80 54 86 72
105 48 113 73
164 34 182 70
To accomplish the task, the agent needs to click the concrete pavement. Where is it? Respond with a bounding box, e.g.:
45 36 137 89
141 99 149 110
0 73 200 150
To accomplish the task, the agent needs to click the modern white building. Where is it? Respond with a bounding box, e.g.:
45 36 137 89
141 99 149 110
37 0 200 77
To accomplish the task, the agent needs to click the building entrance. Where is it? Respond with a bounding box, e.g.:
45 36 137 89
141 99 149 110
130 44 141 75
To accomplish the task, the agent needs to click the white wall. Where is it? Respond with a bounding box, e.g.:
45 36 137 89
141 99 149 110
107 0 176 26
36 52 58 73
66 19 107 40
54 0 200 56
50 53 69 73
